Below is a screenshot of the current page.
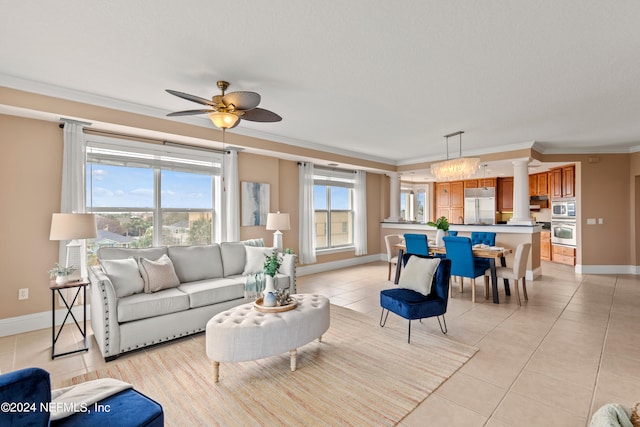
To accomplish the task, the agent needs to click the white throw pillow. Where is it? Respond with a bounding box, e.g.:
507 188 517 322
99 258 145 298
243 246 278 275
138 254 181 293
398 257 441 296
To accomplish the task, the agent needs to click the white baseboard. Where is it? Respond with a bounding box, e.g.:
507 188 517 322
576 264 639 275
0 305 91 338
297 254 385 276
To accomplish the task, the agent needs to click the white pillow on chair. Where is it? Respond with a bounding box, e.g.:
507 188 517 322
398 257 441 296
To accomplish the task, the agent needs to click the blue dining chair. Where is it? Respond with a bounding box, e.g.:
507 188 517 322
448 231 458 237
470 231 496 246
443 236 491 302
403 233 429 256
470 231 496 270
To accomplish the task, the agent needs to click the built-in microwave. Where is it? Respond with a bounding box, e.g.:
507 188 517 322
551 200 576 218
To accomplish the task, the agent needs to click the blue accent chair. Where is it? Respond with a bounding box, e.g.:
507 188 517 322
403 233 429 256
0 367 164 427
380 254 452 343
443 236 491 303
448 231 458 237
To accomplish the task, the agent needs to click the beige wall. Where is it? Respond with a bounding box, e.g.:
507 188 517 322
1 86 639 321
0 113 385 320
0 115 63 318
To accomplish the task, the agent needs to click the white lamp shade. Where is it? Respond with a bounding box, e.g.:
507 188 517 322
49 213 98 241
266 212 290 231
208 111 239 129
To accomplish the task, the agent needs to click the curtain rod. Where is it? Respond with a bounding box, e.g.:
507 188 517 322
59 123 229 154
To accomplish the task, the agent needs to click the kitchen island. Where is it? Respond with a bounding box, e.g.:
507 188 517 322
381 222 542 280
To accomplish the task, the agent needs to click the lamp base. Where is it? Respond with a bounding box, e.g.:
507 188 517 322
272 230 283 252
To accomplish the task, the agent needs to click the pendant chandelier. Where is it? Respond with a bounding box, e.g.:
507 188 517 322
430 131 479 181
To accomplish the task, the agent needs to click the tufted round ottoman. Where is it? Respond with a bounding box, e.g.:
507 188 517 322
206 293 330 382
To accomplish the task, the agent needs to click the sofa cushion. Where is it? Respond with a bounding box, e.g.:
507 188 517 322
178 278 246 309
117 288 190 323
99 258 144 297
139 254 181 293
220 242 247 277
242 238 265 247
98 246 168 261
168 244 223 283
243 246 278 275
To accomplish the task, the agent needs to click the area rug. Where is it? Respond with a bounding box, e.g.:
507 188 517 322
62 305 477 426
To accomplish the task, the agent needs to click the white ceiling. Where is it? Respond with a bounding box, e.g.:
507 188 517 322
2 1 640 179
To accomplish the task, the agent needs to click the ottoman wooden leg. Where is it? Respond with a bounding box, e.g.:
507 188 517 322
290 349 297 371
212 361 220 382
318 335 323 343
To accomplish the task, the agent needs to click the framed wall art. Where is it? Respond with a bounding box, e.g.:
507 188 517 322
241 181 270 226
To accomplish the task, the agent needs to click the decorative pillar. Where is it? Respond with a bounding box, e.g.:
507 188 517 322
508 158 535 225
386 172 401 222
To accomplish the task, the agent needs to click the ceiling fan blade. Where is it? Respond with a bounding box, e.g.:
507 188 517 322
222 91 261 111
166 89 216 107
240 107 282 123
167 109 215 117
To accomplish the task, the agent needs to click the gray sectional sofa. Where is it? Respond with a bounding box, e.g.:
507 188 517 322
88 241 296 361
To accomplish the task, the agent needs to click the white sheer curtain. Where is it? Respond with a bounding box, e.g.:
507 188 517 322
59 120 89 304
354 170 368 256
298 162 316 265
223 149 240 242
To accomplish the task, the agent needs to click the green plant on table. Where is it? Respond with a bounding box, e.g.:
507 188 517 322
427 216 449 231
48 263 76 279
263 250 283 277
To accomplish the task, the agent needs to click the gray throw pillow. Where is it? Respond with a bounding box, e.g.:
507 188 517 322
138 254 181 293
99 258 145 298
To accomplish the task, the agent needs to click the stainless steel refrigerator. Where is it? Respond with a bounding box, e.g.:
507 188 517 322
464 188 496 225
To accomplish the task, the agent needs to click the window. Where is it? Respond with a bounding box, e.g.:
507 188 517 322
313 168 355 250
401 185 428 222
85 136 221 255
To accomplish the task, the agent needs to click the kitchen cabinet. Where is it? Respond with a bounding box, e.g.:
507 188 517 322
435 181 464 223
497 177 513 212
550 165 575 199
540 231 551 261
464 180 478 189
529 173 549 197
478 178 497 188
552 244 575 265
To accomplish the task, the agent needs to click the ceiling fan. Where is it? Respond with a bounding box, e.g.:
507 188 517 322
166 80 282 129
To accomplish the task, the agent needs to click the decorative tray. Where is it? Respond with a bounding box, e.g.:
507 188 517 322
254 297 298 313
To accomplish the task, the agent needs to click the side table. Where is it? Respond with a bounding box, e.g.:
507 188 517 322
50 279 89 359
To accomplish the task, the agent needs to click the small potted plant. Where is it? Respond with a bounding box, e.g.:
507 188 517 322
427 216 449 247
49 263 77 285
262 251 282 306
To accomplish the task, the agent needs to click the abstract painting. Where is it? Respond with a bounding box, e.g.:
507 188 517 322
241 182 270 226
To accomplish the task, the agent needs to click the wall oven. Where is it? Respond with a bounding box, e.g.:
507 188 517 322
551 219 577 246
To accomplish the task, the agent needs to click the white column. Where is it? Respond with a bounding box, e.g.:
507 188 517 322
386 172 401 221
508 158 535 225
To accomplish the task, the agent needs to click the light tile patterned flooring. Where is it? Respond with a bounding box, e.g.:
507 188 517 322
2 260 639 426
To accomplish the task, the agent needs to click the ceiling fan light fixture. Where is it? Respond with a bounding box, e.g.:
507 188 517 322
430 131 479 181
208 111 239 129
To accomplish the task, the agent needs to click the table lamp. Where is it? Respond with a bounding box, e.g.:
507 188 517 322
50 213 98 281
266 211 290 252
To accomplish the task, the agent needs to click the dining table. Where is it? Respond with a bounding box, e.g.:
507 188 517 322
393 243 513 304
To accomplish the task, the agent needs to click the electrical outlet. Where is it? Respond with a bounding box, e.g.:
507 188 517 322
18 288 29 300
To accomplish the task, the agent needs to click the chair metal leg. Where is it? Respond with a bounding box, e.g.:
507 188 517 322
407 319 411 343
437 316 448 334
379 308 390 327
